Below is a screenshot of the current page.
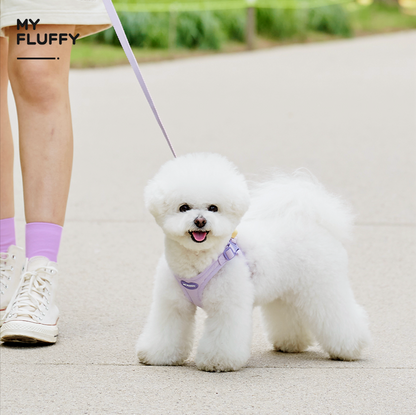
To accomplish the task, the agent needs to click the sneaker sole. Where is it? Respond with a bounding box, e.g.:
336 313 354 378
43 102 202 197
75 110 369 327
0 321 58 344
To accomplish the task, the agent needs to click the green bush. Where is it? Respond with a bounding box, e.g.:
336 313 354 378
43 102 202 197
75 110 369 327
257 5 351 40
89 10 225 49
90 12 152 47
86 5 352 50
308 5 352 37
215 10 246 42
257 8 308 40
176 11 224 49
143 13 169 48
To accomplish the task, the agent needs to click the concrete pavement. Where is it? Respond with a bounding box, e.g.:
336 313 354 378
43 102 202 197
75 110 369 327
1 31 415 414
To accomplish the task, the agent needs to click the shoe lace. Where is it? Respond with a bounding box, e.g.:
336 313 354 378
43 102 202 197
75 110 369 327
0 253 13 294
8 266 57 321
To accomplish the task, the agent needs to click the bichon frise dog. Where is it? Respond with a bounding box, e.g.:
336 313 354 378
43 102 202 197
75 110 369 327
136 153 370 372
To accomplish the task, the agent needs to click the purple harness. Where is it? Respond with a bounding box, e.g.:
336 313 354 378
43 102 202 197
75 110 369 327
174 238 242 308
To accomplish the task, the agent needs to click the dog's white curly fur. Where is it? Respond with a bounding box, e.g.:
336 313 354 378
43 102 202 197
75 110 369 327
136 153 371 372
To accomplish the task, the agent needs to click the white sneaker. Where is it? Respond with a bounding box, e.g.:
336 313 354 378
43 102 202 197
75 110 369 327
0 245 26 324
0 256 59 343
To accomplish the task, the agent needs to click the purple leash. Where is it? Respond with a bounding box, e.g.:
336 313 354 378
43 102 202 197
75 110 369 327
102 0 177 158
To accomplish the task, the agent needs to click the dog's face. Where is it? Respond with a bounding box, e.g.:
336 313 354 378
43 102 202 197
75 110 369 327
145 153 250 251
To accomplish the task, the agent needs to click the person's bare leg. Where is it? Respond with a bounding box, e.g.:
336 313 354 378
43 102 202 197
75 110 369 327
0 37 25 323
0 37 15 220
1 25 75 343
8 25 75 226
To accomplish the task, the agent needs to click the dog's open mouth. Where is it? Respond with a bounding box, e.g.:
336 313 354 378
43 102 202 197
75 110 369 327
189 231 209 243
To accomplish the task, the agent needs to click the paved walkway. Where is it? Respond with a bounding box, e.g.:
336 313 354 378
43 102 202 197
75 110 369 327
2 31 415 414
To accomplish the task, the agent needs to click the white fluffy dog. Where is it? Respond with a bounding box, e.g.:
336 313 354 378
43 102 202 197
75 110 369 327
136 153 370 372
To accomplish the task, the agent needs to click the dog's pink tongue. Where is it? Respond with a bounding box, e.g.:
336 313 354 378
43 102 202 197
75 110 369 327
192 231 207 242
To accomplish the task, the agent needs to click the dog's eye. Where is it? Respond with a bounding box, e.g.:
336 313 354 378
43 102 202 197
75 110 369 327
208 205 218 212
179 204 191 212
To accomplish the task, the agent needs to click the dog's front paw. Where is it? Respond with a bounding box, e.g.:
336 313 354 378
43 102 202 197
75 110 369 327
195 348 249 372
136 337 186 366
195 353 246 372
273 335 313 353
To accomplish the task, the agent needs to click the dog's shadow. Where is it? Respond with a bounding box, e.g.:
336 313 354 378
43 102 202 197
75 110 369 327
247 348 367 368
255 349 328 364
136 349 367 373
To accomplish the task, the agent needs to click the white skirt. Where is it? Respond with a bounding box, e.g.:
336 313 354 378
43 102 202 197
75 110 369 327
0 0 111 38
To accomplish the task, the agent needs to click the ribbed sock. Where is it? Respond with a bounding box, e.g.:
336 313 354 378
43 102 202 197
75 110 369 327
26 222 63 262
0 217 17 253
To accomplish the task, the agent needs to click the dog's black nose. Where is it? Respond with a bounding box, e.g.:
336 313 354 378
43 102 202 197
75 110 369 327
194 217 207 228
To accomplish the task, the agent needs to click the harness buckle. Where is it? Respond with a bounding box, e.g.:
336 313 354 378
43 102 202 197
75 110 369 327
223 243 239 261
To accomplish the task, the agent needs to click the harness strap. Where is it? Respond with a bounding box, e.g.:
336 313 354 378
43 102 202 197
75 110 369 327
102 0 177 158
174 239 241 308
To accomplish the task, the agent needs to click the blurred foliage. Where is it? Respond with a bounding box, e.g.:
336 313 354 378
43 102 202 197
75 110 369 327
73 3 416 67
351 2 416 31
256 8 308 40
307 5 352 36
214 10 247 42
89 10 226 49
82 3 415 52
86 4 354 50
176 11 225 49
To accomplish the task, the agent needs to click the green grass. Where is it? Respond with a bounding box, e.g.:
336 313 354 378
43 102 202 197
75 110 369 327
350 3 416 33
70 4 416 68
70 42 236 68
70 43 129 68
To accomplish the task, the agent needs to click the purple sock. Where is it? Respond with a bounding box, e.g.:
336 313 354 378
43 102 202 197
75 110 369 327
0 217 17 253
26 222 63 262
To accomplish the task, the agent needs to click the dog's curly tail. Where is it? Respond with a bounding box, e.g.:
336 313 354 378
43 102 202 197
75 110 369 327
247 170 354 244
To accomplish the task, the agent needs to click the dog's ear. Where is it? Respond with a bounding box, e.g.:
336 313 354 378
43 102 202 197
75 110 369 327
220 174 250 219
144 179 167 219
230 191 250 219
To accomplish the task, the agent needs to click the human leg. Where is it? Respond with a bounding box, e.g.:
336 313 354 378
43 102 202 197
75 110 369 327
7 25 74 228
0 37 15 221
1 25 74 342
0 37 26 323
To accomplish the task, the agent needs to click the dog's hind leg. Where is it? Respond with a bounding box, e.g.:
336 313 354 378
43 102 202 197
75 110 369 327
261 298 314 353
296 282 371 361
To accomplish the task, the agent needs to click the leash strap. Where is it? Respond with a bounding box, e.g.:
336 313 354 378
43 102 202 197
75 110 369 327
102 0 177 158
